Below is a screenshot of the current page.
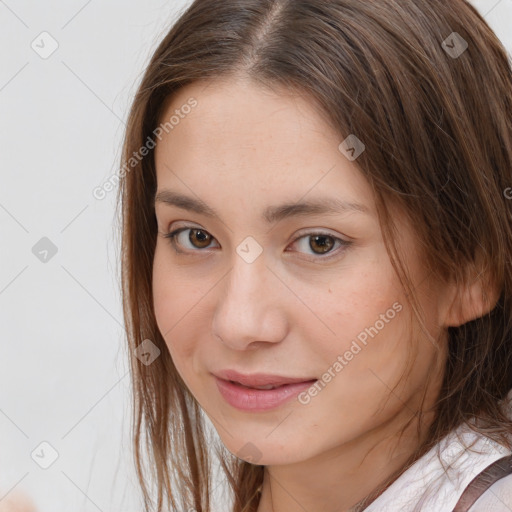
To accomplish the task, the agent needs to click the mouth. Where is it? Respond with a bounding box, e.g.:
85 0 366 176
226 379 317 390
213 374 318 412
212 369 317 388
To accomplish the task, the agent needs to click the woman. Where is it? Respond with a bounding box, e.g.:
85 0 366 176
117 0 512 510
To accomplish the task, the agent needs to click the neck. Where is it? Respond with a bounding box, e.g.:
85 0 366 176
256 405 435 512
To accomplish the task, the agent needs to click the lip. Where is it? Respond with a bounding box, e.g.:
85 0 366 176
212 370 318 412
213 369 317 388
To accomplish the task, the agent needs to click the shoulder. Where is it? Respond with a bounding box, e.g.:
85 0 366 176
468 473 512 512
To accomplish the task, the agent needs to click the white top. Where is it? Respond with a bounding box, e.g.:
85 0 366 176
366 389 512 511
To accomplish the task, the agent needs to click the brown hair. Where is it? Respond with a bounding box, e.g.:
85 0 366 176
116 0 512 510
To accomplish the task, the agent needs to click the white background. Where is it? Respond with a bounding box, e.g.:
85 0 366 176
0 1 511 511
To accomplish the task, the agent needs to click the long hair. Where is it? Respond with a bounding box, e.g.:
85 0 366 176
116 1 512 510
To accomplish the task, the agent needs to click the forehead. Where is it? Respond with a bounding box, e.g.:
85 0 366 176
157 78 334 162
154 78 370 193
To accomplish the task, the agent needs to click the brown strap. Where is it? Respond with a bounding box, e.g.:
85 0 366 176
452 454 512 512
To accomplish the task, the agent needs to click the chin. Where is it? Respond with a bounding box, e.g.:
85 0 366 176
218 435 311 466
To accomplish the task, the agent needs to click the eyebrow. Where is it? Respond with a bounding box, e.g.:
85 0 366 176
154 189 370 224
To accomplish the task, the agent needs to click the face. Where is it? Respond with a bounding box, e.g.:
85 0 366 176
152 76 450 466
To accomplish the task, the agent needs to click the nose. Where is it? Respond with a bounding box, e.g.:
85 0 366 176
211 255 288 351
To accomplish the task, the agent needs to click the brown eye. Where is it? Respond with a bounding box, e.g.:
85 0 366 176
188 229 212 248
163 227 218 253
309 235 335 254
163 226 351 263
288 231 352 262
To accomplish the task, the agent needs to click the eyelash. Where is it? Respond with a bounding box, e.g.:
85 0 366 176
161 226 352 262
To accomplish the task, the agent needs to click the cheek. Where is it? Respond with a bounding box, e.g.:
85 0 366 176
152 245 199 328
152 252 174 338
300 268 412 390
152 248 197 362
152 277 200 393
310 267 401 342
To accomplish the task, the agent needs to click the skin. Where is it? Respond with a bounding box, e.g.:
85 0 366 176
152 75 461 511
0 492 37 512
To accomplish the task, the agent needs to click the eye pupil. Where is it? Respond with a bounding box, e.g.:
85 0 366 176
190 229 211 248
310 235 334 254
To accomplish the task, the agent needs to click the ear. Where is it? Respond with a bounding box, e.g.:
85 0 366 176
442 262 500 328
